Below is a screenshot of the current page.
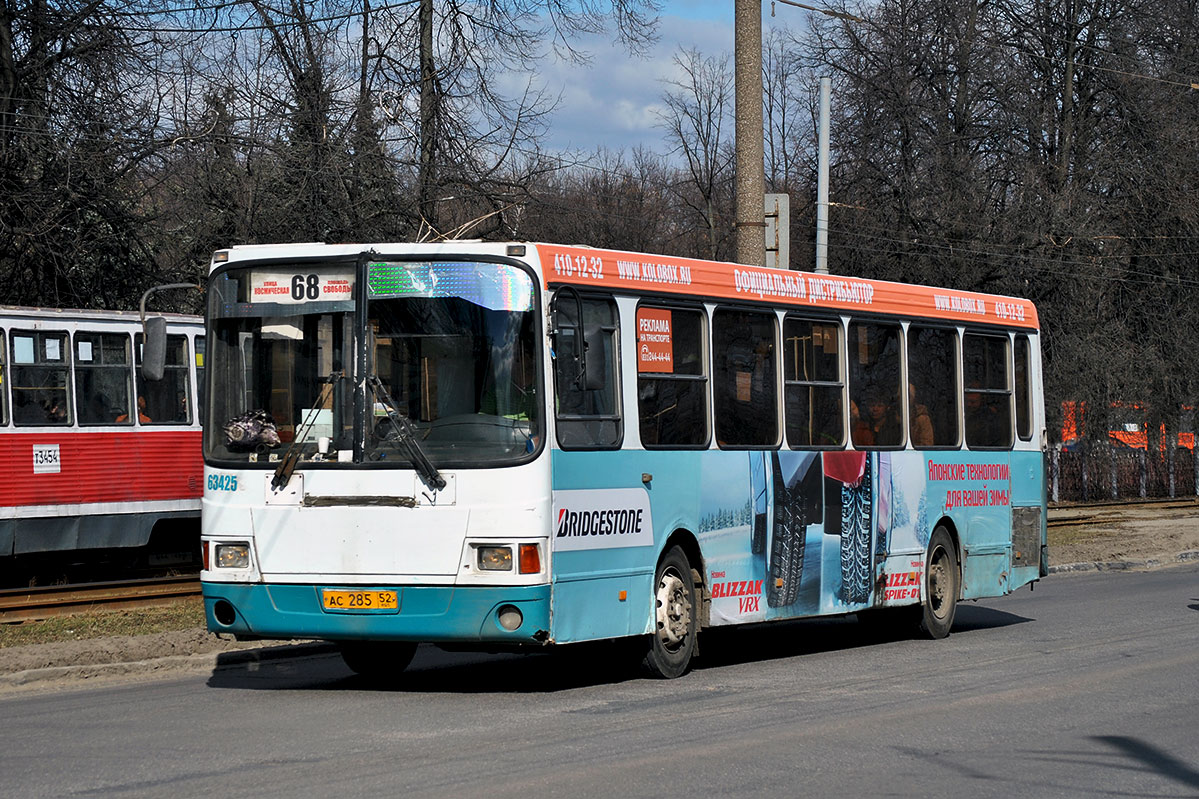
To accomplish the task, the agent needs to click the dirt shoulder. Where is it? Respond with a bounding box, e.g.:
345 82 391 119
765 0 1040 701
1 501 1196 691
1047 500 1199 568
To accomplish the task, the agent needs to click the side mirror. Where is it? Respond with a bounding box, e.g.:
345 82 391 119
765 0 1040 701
142 316 167 381
138 281 203 381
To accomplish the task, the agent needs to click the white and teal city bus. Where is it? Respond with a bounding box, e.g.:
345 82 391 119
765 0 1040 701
195 241 1046 678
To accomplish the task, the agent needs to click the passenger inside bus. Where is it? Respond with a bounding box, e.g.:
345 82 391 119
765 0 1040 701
909 383 935 447
965 380 1005 446
852 389 901 447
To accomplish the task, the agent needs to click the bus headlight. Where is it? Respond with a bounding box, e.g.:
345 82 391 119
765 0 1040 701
477 546 513 571
215 543 251 569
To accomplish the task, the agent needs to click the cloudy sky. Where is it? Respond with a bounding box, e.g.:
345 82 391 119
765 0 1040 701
522 1 802 154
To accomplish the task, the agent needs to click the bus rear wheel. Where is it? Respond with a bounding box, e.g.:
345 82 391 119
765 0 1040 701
339 641 418 680
918 527 959 639
641 546 698 679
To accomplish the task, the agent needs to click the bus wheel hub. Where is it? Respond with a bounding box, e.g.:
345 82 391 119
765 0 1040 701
656 571 691 648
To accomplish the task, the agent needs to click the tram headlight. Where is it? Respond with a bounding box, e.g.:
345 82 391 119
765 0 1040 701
215 543 251 569
477 546 513 571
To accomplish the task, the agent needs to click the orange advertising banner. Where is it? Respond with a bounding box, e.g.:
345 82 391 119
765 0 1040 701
637 307 674 373
535 244 1039 330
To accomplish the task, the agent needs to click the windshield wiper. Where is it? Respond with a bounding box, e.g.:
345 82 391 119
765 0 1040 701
367 375 447 492
271 371 343 491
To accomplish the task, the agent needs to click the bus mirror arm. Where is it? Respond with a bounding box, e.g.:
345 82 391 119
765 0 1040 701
139 282 203 382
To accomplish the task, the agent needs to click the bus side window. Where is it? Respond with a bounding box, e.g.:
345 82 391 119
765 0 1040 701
848 321 903 448
963 332 1012 449
1014 335 1032 441
713 309 779 448
75 332 132 425
637 305 708 448
553 294 622 449
783 317 844 448
907 326 959 449
11 330 71 426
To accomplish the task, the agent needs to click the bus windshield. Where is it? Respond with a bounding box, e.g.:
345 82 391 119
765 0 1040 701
365 260 540 465
206 264 356 462
204 258 541 466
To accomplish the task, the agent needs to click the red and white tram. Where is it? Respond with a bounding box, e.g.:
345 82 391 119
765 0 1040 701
0 306 204 576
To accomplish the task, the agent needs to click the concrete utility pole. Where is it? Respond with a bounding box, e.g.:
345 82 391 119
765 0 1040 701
734 0 765 267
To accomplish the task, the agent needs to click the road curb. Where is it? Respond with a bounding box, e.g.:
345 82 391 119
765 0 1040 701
0 641 338 692
1048 549 1199 574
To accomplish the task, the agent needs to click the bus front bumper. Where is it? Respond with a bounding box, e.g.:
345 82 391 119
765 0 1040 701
203 581 551 644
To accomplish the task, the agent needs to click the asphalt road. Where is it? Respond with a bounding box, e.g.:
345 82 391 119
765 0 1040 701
2 564 1197 798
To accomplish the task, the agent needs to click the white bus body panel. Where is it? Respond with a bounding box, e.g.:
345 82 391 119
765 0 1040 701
203 456 551 583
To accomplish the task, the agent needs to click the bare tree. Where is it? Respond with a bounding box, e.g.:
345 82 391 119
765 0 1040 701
657 48 734 260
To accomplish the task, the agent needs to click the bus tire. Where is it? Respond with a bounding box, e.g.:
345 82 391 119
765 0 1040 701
839 460 873 604
339 641 418 680
768 455 805 607
641 546 697 679
918 527 959 639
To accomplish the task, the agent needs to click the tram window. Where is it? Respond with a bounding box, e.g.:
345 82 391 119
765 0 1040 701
713 309 778 447
907 326 959 449
11 330 71 426
195 336 206 419
553 294 622 449
75 333 132 425
135 334 191 424
963 333 1012 448
637 306 708 448
0 330 6 425
1014 335 1032 441
782 317 844 448
848 322 903 448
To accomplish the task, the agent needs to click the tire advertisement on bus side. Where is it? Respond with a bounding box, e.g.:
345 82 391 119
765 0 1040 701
698 450 1012 625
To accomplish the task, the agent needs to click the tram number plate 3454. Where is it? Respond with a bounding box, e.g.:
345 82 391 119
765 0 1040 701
321 589 399 612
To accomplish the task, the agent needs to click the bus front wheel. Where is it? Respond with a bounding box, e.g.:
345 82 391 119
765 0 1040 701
641 546 698 679
339 640 418 680
919 527 959 639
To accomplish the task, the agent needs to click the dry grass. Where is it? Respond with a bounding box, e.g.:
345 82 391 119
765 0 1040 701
1047 523 1118 548
0 599 206 648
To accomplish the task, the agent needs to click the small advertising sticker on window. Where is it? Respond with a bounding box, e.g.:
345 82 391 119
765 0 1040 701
637 307 673 373
33 444 61 474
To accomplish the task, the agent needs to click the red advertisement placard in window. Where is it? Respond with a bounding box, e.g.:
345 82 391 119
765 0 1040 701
637 308 674 373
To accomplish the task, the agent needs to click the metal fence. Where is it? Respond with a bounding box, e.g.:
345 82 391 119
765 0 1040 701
1049 443 1197 503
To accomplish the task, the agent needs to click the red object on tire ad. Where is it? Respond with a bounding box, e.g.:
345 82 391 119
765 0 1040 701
823 450 867 486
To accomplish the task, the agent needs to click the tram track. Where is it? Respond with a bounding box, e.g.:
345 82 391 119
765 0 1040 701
0 576 201 623
1048 497 1199 527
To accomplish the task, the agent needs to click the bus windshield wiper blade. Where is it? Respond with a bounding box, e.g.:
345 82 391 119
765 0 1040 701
271 371 343 491
367 375 447 492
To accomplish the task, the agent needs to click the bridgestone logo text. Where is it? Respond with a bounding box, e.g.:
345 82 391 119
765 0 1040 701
556 508 644 538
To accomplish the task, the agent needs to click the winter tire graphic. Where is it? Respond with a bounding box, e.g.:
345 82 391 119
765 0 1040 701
767 453 806 608
750 452 768 555
839 454 873 604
